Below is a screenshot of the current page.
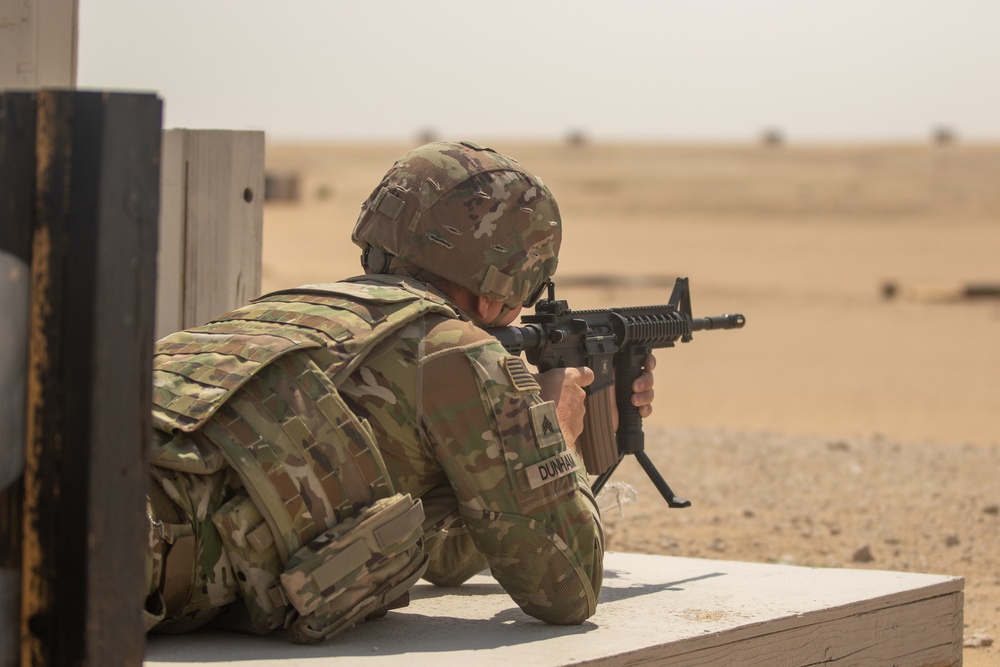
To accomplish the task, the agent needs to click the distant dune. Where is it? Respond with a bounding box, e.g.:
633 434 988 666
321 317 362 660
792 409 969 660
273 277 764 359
262 141 1000 446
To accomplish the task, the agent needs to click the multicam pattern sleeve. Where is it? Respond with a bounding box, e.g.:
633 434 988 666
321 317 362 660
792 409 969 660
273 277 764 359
417 317 605 625
338 309 604 624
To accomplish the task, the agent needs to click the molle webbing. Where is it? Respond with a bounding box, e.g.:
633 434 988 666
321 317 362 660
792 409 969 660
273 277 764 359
201 353 391 562
152 322 327 432
153 278 458 431
151 279 459 563
281 492 428 644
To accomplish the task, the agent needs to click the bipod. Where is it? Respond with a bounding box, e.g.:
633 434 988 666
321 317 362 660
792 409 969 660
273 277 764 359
592 451 691 509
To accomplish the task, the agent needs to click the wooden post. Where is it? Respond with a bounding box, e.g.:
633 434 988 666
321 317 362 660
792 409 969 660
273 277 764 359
2 1 76 658
0 0 78 88
21 90 161 666
157 129 264 338
0 91 35 667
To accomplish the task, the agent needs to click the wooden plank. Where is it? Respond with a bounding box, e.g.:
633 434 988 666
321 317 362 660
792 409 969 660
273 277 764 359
23 89 161 667
156 130 185 339
0 0 78 88
144 553 964 667
659 593 963 666
156 129 264 339
0 90 36 667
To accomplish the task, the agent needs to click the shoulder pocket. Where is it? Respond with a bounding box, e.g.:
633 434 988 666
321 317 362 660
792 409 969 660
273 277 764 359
466 344 581 515
478 359 580 513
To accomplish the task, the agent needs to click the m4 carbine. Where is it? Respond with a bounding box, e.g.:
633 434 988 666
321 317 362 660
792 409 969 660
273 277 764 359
488 277 745 509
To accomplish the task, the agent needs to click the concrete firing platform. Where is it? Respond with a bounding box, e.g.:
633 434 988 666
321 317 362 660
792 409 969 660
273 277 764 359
144 552 964 667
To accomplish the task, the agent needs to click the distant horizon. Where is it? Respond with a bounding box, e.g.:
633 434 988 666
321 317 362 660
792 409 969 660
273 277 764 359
256 133 990 147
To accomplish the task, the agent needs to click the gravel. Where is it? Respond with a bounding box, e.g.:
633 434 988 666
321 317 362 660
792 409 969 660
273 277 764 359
599 426 1000 657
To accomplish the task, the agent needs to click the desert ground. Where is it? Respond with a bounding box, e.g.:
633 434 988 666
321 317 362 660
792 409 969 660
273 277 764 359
262 140 1000 664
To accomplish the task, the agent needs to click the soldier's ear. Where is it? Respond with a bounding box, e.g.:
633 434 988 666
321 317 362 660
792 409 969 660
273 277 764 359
436 282 501 324
474 295 514 327
475 295 494 321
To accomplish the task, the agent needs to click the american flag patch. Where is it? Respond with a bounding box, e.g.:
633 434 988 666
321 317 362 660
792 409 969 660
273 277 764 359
502 357 540 393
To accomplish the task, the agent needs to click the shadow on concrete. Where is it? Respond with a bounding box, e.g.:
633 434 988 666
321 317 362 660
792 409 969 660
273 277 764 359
599 570 728 604
145 571 728 662
146 610 596 662
409 580 500 600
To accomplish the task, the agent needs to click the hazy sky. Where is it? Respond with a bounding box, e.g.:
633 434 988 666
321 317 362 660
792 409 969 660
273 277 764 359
77 0 1000 142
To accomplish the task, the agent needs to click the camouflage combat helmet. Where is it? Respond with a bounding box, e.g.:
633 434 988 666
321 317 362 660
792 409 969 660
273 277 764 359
352 141 562 309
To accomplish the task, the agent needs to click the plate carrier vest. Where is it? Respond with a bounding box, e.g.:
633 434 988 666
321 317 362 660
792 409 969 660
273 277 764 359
149 276 460 642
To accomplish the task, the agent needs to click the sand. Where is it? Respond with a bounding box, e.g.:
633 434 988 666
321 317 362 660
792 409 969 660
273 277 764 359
262 140 1000 664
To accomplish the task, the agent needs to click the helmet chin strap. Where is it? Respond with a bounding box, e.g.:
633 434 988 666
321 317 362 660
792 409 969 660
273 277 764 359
362 245 440 285
363 247 520 327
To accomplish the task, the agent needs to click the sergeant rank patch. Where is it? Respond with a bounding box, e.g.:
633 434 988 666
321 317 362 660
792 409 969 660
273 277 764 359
529 401 564 449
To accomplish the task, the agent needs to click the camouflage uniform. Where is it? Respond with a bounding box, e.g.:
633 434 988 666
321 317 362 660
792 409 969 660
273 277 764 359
341 286 603 622
143 142 604 641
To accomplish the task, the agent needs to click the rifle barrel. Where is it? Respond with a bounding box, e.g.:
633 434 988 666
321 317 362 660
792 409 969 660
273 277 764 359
692 313 746 331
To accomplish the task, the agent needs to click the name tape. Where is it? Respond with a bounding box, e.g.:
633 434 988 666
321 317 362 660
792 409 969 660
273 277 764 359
525 450 580 489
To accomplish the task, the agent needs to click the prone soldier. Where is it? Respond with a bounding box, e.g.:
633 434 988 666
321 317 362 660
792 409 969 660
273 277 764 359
143 141 656 642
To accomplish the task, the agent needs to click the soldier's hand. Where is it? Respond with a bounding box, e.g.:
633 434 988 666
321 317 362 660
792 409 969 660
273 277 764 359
631 353 656 419
535 366 595 446
611 353 657 432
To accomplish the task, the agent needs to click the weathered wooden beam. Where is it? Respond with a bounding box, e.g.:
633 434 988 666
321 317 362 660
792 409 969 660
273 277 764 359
0 91 36 667
156 129 264 338
21 89 161 667
0 0 78 88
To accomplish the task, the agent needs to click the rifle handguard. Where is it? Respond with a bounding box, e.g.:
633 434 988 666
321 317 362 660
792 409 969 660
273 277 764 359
579 385 618 475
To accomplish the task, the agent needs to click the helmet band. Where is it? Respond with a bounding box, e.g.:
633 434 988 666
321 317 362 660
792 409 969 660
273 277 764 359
480 265 514 302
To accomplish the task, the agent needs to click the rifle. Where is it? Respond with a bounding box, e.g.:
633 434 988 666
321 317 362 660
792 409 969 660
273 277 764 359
488 277 745 509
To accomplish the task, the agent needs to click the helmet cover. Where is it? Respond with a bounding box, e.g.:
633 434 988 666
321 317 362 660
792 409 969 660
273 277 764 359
352 141 561 308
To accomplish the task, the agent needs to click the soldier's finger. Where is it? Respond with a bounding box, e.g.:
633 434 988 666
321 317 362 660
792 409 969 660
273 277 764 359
632 369 654 393
632 387 654 406
570 366 595 387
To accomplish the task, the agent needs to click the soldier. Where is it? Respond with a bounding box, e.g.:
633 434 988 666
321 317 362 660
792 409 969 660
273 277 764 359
143 141 656 643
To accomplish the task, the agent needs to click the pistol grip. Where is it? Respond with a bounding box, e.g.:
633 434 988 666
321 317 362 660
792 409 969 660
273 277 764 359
579 385 618 475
